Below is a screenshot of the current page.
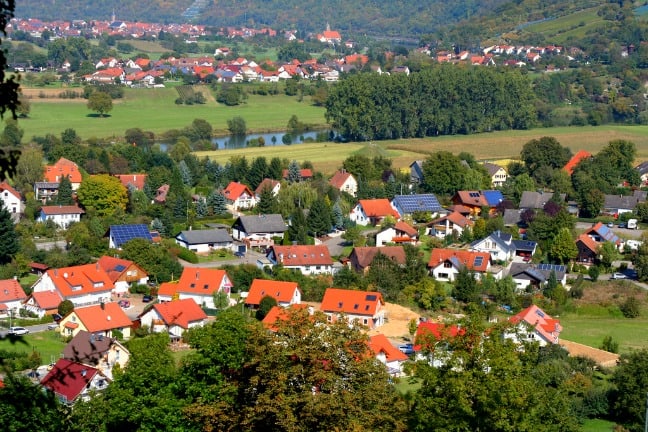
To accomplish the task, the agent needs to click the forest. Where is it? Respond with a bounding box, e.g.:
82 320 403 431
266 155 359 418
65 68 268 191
325 66 536 140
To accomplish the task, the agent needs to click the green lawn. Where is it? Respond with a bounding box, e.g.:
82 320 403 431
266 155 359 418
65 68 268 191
0 330 66 365
19 88 328 141
559 313 648 354
581 418 616 432
524 8 606 44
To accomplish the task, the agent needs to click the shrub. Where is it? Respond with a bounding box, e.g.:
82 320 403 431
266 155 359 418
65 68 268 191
620 297 641 318
177 247 199 264
599 335 619 353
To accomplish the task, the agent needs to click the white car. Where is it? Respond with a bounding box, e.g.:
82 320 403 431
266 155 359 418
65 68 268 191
611 272 627 280
8 326 29 335
47 323 58 330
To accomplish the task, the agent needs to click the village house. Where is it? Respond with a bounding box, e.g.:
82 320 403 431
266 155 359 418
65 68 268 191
409 160 424 184
508 263 568 292
262 245 335 275
115 174 147 191
369 333 409 377
157 267 232 309
43 158 82 189
350 199 401 226
62 330 130 380
96 256 149 296
108 224 157 249
0 278 26 317
575 233 600 264
23 283 60 315
347 246 406 273
564 150 592 176
38 205 85 229
34 182 60 203
451 190 504 217
223 181 257 210
139 298 208 338
244 279 302 309
519 191 567 210
375 221 419 246
40 359 110 405
390 194 444 219
414 321 464 367
59 302 132 339
261 304 313 331
31 264 114 307
282 168 313 182
470 230 537 262
427 248 495 281
482 162 508 187
320 288 385 329
329 169 358 197
507 304 562 346
175 228 234 253
254 178 281 199
231 214 288 248
427 211 474 239
0 180 23 221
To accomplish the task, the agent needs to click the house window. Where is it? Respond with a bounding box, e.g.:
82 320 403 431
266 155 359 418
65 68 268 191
443 262 452 268
363 318 368 325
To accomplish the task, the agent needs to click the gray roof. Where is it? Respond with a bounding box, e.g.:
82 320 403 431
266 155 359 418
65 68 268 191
233 214 288 234
509 263 566 283
503 208 523 226
604 194 640 211
34 182 60 188
519 191 566 209
483 162 505 176
636 161 648 175
177 229 233 245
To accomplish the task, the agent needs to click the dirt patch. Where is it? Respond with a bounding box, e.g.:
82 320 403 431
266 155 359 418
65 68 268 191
559 339 619 368
576 282 646 306
368 302 421 340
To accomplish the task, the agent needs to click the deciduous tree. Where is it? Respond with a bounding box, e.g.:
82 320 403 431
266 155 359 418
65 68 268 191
76 174 128 216
86 91 113 117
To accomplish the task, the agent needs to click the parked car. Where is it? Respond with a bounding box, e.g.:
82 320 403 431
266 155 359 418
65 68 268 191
8 326 29 335
118 300 131 308
234 251 245 258
47 323 58 330
398 343 415 355
611 272 627 280
142 295 154 303
619 222 627 229
52 313 63 322
607 222 614 228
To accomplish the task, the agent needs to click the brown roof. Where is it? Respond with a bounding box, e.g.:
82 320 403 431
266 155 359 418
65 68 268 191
63 330 121 366
329 170 353 189
269 245 333 267
349 246 406 269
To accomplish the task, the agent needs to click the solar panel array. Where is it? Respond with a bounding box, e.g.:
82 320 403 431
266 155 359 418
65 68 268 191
110 224 153 248
394 194 443 213
482 190 504 206
536 263 566 273
114 264 126 272
474 256 484 267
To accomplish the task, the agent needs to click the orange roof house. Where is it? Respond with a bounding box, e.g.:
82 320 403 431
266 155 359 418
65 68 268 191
0 279 27 313
245 279 302 308
320 288 385 329
427 211 474 239
96 256 149 295
139 298 207 337
157 267 232 309
223 181 256 210
58 302 132 339
329 169 358 197
264 245 334 275
261 303 312 331
564 150 592 175
427 248 492 282
508 304 562 346
23 290 62 317
282 169 313 182
43 158 82 187
31 264 114 307
115 174 147 191
368 333 409 376
254 178 281 198
350 199 401 226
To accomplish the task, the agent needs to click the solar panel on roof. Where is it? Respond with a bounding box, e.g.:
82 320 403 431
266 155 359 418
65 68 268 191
474 256 484 267
365 294 377 301
535 309 545 318
114 264 126 272
110 224 153 248
394 194 442 212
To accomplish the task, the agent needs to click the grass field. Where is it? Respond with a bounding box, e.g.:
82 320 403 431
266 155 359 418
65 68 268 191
197 125 648 175
581 418 616 432
524 8 606 43
0 331 66 365
19 87 328 140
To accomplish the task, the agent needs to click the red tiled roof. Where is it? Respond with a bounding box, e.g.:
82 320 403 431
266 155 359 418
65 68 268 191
454 191 488 207
40 359 99 402
151 298 207 329
509 305 562 344
393 221 418 237
329 170 353 189
430 211 473 228
0 279 26 303
116 174 147 190
0 180 21 200
350 246 406 269
30 290 62 309
270 245 333 266
320 288 383 316
245 279 300 306
357 199 401 219
45 264 114 298
261 304 310 331
282 169 313 179
576 233 599 253
428 248 490 272
564 150 592 175
96 256 145 283
255 178 280 196
40 205 85 216
162 267 231 296
223 181 254 200
65 321 79 329
73 302 132 332
368 334 408 362
414 322 464 351
43 157 82 184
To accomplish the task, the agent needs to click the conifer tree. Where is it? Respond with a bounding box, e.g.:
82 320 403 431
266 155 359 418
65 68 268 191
0 202 19 264
287 160 301 183
55 175 74 205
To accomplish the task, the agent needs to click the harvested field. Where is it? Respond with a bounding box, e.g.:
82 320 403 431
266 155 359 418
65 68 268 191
559 339 619 368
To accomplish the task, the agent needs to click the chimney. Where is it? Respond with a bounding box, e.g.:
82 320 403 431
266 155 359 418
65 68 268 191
81 369 87 377
196 271 199 280
100 302 105 310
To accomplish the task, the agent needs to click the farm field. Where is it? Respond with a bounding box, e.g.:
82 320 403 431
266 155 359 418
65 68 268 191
524 8 606 44
197 125 648 175
18 87 328 140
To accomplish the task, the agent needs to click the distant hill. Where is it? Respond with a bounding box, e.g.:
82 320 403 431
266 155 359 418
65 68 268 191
15 0 511 38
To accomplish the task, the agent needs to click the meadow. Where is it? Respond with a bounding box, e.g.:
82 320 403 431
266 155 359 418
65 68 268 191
0 331 66 365
523 7 606 44
18 86 328 140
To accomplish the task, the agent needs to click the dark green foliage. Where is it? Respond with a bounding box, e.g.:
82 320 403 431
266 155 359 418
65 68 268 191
55 175 74 205
226 116 246 136
256 295 278 320
307 197 332 237
120 238 183 282
256 185 277 214
588 266 600 282
453 267 479 303
520 136 571 185
177 247 198 264
0 202 18 264
326 67 535 141
620 296 641 318
288 207 309 245
599 335 619 353
611 349 648 431
207 190 227 215
57 299 74 316
218 84 245 106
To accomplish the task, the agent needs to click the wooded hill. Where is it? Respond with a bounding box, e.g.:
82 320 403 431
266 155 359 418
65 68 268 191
17 0 511 37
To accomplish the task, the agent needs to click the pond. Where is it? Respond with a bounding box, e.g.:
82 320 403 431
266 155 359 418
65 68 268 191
211 129 333 149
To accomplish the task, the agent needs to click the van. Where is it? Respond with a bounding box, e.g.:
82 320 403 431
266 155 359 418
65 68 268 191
8 326 29 335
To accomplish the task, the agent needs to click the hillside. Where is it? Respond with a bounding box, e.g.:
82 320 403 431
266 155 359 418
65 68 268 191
16 0 510 37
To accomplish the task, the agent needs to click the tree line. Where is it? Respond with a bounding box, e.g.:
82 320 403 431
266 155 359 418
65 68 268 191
325 66 536 141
